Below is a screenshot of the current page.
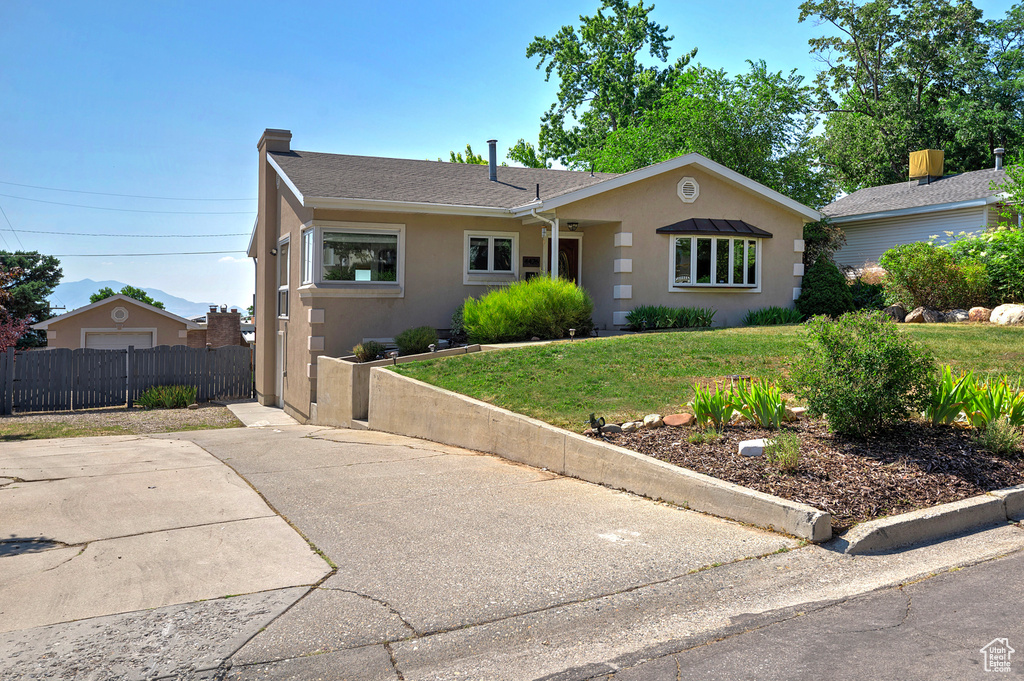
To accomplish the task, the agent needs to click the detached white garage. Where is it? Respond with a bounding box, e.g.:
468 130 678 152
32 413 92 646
32 294 198 350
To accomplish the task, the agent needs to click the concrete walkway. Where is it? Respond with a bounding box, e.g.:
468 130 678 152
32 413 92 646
220 399 299 428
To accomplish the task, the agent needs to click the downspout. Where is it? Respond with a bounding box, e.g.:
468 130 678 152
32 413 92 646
530 208 558 280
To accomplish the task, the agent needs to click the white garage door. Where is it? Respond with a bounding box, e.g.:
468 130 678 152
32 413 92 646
84 332 154 350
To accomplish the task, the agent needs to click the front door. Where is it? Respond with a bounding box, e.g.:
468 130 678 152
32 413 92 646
548 237 581 284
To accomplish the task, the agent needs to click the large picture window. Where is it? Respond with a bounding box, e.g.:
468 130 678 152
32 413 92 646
673 236 758 288
322 231 399 282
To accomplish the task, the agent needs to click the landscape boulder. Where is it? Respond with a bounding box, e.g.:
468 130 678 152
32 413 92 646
738 439 766 457
991 304 1024 326
943 309 969 323
969 307 992 322
922 308 943 323
882 305 906 323
663 413 695 427
643 414 665 429
621 421 641 433
904 307 926 323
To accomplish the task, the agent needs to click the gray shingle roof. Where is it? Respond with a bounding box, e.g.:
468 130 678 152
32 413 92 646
269 150 618 209
822 168 1007 219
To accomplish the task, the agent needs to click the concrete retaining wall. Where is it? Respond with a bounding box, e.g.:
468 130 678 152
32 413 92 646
367 368 832 541
316 345 482 428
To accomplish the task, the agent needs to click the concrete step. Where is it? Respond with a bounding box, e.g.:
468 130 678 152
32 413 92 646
350 419 369 431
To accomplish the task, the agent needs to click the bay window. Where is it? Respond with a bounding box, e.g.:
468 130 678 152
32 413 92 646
672 236 759 288
297 221 405 297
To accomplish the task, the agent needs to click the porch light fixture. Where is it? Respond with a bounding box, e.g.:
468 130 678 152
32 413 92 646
270 248 278 256
567 222 579 232
389 350 399 365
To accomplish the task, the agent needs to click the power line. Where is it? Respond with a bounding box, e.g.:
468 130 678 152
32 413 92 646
0 201 25 249
0 180 255 201
0 193 255 215
51 250 247 257
3 228 250 237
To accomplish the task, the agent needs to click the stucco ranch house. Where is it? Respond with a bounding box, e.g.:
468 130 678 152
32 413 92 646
251 129 820 422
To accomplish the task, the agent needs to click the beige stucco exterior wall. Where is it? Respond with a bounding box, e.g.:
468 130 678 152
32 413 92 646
554 167 807 328
43 299 189 350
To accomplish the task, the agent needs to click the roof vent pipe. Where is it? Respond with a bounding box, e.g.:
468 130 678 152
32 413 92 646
487 139 497 182
995 147 1006 171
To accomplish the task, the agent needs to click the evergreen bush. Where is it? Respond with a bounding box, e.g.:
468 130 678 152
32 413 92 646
795 258 854 318
394 326 438 355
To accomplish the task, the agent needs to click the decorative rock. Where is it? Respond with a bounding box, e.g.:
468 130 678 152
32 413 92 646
922 308 943 323
187 403 199 410
790 406 808 418
969 307 992 322
621 421 641 433
943 309 969 323
882 305 906 323
738 439 767 457
991 304 1024 326
730 414 752 426
602 424 623 434
783 408 798 423
663 413 696 427
904 306 926 323
642 414 664 429
531 336 540 341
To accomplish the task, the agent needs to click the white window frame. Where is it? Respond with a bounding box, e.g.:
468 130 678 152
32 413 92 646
463 230 519 285
300 227 315 285
297 221 406 299
277 236 290 318
668 235 762 293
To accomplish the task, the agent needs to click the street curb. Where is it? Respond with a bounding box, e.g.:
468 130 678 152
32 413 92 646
366 367 831 541
834 492 1018 555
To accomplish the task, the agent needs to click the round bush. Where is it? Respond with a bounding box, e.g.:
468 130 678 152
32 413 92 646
463 277 594 344
793 311 935 437
394 326 438 355
878 241 990 309
947 228 1024 305
795 258 854 318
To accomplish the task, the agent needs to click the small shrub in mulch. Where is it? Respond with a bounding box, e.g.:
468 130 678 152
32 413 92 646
608 418 1024 533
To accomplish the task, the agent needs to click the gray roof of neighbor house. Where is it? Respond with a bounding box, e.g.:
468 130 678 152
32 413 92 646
269 150 619 209
822 167 1007 220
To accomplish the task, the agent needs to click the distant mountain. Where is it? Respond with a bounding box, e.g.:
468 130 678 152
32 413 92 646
49 279 249 319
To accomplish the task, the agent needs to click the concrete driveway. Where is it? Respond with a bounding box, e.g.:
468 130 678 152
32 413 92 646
4 422 1022 680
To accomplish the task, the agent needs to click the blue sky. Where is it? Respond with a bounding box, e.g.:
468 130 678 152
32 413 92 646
0 0 1013 310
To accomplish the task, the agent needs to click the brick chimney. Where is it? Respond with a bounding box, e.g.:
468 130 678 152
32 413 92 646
206 308 243 348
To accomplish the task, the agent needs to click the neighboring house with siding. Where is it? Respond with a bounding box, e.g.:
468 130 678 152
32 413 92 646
250 129 820 422
32 294 199 350
823 166 1010 270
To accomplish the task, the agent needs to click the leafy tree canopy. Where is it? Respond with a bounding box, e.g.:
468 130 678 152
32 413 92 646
0 265 30 351
442 144 487 164
507 139 552 168
90 285 165 310
526 0 696 169
799 0 1023 191
0 251 62 348
593 61 836 207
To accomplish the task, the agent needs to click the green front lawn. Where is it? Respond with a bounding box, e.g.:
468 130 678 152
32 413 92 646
393 324 1024 430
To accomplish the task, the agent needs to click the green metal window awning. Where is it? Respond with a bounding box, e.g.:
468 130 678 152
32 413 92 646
655 218 773 238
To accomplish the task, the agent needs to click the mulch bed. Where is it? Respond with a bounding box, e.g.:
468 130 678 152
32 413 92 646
606 418 1024 533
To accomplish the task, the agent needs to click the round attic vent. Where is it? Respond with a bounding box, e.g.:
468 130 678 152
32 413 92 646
111 306 129 323
677 177 700 204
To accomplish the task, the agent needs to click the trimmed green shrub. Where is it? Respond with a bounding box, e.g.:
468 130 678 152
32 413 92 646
795 258 854 318
946 228 1024 304
625 305 715 330
462 277 594 344
743 306 803 326
394 326 438 355
136 385 197 409
793 311 935 437
878 241 989 309
352 341 386 362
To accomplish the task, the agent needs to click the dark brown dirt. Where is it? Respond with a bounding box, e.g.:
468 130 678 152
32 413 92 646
606 418 1024 532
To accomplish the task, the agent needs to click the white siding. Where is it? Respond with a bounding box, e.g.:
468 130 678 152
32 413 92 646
834 206 989 269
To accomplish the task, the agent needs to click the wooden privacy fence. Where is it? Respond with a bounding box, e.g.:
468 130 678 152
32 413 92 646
0 345 253 415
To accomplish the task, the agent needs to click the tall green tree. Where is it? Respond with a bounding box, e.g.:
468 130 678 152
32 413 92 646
0 251 62 348
526 0 696 169
506 139 552 168
442 144 488 164
799 0 990 191
90 285 165 309
593 61 835 207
